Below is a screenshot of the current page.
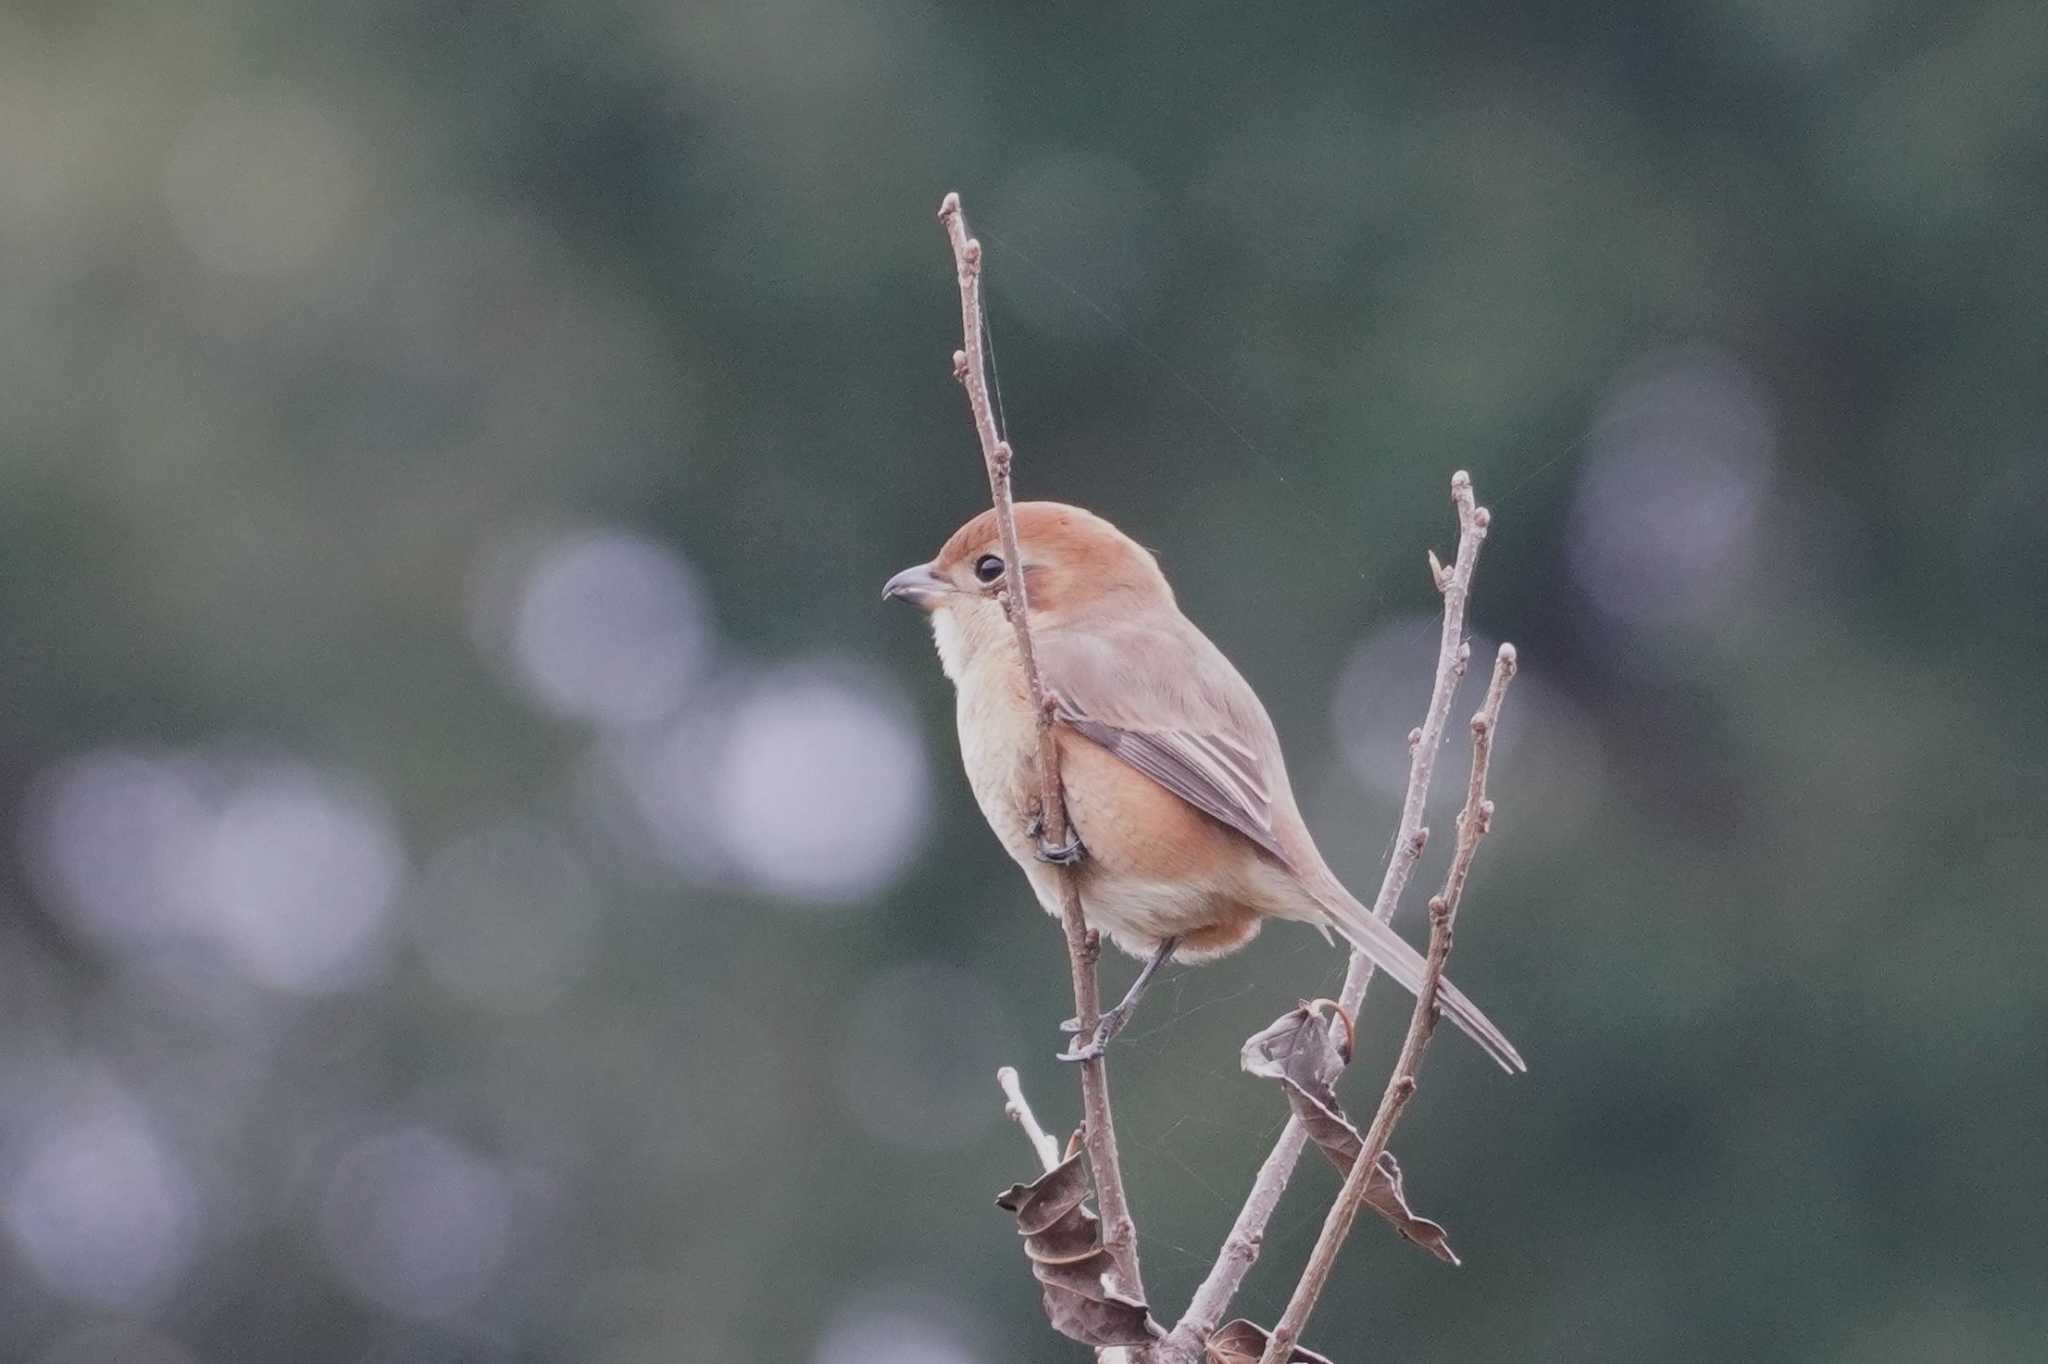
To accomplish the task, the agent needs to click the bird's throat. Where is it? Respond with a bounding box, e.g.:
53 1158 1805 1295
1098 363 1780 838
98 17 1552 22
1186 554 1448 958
930 610 967 682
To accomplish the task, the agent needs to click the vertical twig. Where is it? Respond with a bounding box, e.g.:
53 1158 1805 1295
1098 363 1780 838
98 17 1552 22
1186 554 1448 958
1256 643 1518 1364
1164 473 1493 1355
938 191 1146 1306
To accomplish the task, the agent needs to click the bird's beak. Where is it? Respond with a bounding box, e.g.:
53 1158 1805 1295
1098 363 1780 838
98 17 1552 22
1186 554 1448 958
882 562 948 611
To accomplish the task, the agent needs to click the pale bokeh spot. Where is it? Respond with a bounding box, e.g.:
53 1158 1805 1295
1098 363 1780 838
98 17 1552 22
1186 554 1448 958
711 662 931 905
317 1123 513 1320
23 749 403 995
1567 349 1777 645
196 763 404 994
3 1075 200 1312
493 528 713 730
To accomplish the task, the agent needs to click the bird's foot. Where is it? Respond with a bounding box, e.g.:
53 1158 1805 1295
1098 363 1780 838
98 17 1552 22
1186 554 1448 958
1057 1004 1129 1063
1036 832 1085 865
1027 814 1086 866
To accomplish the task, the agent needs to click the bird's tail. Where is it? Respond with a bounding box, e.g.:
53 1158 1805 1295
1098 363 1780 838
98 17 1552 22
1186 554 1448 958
1310 883 1526 1074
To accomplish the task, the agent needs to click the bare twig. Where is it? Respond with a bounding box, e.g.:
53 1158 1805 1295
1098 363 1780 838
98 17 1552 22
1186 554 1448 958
1255 642 1518 1364
939 191 1146 1306
1163 473 1493 1355
998 1066 1062 1175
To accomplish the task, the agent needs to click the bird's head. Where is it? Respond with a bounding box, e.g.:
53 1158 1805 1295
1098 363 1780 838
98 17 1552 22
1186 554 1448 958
883 501 1171 679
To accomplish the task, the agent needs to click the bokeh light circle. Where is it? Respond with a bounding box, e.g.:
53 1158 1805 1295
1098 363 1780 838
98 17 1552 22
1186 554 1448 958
23 749 404 996
1567 349 1777 642
711 661 931 905
317 1123 513 1321
3 1078 200 1312
506 528 713 730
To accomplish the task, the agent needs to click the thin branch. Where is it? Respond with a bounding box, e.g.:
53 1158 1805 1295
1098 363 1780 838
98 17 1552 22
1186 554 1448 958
998 1066 1062 1175
938 191 1146 1305
1256 642 1518 1364
1163 472 1493 1355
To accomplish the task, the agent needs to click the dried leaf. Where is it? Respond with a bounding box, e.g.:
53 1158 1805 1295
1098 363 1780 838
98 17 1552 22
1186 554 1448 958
1241 1000 1460 1265
1205 1318 1336 1363
1240 1000 1358 1162
994 1147 1160 1347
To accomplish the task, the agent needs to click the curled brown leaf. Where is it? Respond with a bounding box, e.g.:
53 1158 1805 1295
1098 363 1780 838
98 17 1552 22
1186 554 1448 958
994 1148 1160 1347
1240 1000 1460 1266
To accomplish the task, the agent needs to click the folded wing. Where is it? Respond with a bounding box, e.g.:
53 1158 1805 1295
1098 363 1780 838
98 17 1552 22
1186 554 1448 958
1037 619 1289 863
1037 613 1527 1075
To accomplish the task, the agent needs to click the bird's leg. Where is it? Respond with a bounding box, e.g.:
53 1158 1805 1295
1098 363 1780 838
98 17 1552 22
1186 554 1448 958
1059 936 1179 1062
1027 809 1086 866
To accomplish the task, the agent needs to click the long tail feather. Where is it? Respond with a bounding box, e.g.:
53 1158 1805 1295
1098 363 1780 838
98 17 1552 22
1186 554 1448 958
1312 887 1526 1074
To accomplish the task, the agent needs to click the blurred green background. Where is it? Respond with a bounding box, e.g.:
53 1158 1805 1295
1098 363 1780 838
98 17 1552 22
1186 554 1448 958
3 2 2044 1361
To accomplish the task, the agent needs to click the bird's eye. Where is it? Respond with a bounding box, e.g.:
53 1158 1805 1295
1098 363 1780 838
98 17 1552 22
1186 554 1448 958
973 554 1006 584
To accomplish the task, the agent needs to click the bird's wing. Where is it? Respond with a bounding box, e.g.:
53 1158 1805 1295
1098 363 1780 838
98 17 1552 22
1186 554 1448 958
1037 619 1290 863
1039 617 1528 1077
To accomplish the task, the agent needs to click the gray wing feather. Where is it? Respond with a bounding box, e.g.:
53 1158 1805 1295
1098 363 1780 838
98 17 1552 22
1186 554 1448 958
1058 712 1286 860
1039 621 1289 862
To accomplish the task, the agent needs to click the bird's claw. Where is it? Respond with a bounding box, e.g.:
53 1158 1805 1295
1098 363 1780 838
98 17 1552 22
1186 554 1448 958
1056 1004 1128 1063
1058 1016 1084 1034
1026 812 1087 865
1034 830 1086 866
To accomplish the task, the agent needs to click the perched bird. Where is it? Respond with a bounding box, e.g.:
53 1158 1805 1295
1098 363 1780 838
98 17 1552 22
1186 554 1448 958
884 502 1523 1072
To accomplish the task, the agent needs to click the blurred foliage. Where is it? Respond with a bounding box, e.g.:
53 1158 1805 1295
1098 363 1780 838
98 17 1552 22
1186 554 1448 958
1 1 2045 1362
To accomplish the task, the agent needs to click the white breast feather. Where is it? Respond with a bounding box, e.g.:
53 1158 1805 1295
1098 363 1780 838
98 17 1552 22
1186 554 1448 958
931 611 966 681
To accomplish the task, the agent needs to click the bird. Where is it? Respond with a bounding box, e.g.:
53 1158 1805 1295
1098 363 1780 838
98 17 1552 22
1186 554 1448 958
883 501 1523 1073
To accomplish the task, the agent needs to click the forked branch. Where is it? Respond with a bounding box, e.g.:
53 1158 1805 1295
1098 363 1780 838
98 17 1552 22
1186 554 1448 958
1255 643 1518 1363
1163 473 1495 1356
